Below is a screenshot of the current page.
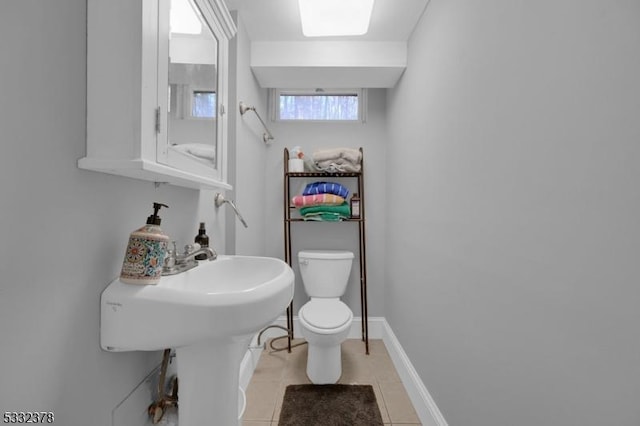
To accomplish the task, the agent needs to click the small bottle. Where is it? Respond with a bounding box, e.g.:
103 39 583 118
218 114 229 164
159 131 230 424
120 203 170 285
350 193 361 219
194 222 209 260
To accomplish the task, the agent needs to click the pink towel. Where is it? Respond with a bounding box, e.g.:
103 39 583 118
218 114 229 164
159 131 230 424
291 194 345 207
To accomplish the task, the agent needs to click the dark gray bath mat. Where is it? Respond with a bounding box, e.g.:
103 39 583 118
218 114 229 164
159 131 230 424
278 384 384 426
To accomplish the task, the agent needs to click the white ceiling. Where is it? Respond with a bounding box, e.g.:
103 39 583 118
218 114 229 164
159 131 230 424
224 0 430 88
225 0 430 42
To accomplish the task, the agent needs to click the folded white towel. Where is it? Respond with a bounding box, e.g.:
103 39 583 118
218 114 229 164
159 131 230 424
315 159 361 173
312 148 362 164
172 143 216 163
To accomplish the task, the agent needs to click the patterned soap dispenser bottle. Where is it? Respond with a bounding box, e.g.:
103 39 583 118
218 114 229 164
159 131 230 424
120 202 170 285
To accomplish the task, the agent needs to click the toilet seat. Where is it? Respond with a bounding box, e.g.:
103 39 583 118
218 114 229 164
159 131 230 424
300 299 351 330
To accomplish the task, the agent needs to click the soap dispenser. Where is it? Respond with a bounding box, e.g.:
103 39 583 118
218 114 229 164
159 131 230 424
120 203 170 285
194 222 209 260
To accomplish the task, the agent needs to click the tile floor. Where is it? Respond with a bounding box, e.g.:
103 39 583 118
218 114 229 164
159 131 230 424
242 338 422 426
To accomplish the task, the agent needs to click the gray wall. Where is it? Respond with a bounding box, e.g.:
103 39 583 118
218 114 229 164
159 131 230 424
386 1 640 425
0 1 224 424
228 12 270 256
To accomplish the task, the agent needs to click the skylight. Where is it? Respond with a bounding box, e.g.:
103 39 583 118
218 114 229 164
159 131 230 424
298 0 375 37
170 0 202 35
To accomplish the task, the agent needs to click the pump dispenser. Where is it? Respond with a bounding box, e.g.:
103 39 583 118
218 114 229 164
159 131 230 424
120 203 170 285
194 222 209 260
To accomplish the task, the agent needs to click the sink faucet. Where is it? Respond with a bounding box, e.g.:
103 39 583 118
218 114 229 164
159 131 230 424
163 243 217 276
214 193 248 228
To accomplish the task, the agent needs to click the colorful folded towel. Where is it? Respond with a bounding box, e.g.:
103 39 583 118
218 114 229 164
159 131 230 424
291 194 345 207
299 202 351 221
302 182 350 198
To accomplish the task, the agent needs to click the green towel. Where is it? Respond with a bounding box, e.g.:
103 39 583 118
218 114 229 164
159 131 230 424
300 202 351 221
302 212 346 222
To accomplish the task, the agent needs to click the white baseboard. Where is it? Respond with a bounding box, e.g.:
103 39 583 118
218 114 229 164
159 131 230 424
380 320 448 426
239 316 447 426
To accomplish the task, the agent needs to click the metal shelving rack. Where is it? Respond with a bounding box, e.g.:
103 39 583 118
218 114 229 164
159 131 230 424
283 147 369 354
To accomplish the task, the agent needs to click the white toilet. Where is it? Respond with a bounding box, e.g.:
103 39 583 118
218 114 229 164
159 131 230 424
297 250 354 384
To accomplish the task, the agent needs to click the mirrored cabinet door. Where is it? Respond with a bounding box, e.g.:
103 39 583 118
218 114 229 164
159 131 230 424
81 0 236 190
157 0 226 183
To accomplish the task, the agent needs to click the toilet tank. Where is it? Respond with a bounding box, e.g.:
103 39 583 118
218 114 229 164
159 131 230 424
298 250 354 298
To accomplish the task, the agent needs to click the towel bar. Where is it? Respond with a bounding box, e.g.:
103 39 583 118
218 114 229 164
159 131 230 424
239 101 274 144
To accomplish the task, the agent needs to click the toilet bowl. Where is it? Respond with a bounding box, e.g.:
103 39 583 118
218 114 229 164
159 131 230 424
297 250 354 384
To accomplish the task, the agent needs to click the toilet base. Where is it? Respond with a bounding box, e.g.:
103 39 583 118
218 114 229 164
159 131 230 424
306 343 342 384
298 298 353 385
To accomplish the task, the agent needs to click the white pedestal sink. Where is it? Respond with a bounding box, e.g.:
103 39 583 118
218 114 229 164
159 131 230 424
100 256 294 426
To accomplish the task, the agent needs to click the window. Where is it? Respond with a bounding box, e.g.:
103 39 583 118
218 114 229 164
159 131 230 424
272 89 366 122
192 90 216 118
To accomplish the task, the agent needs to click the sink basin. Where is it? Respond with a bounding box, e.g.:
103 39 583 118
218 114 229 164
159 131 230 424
100 255 294 426
101 255 294 351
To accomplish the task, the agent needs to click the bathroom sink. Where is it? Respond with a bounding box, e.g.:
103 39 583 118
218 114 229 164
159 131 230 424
101 255 294 350
100 255 294 426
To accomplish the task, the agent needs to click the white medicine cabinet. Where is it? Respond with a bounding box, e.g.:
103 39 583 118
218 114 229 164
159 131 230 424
79 0 236 190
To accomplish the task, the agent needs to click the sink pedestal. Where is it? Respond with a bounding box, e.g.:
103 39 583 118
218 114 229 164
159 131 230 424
176 337 249 426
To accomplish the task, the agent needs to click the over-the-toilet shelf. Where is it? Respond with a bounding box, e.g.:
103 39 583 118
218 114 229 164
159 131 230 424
283 147 370 354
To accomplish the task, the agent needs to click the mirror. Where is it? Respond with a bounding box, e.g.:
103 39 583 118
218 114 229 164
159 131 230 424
166 0 219 170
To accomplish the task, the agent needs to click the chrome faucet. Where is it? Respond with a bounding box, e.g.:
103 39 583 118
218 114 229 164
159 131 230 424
162 243 217 276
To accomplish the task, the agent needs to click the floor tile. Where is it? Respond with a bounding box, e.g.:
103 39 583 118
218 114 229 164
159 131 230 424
281 345 311 384
341 338 369 354
251 349 288 382
371 381 391 424
271 382 287 423
243 380 279 421
379 381 421 424
369 352 401 383
367 339 388 353
339 349 375 384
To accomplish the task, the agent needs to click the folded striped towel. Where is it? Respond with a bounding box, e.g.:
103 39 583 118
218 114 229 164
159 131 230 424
292 194 345 207
302 181 350 198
